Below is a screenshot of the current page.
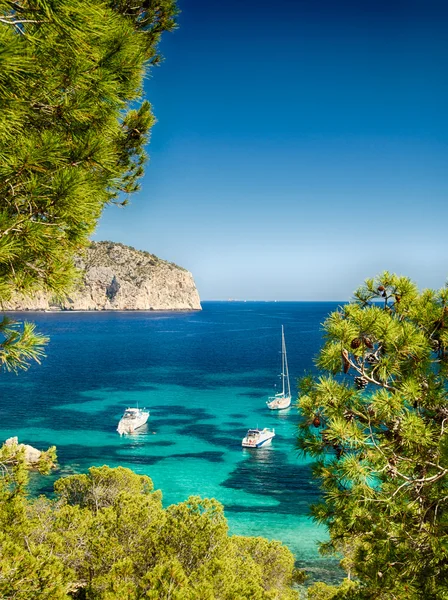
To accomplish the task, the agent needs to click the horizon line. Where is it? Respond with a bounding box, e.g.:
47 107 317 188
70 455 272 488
200 299 349 303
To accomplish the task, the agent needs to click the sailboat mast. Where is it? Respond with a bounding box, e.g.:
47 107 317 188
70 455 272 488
282 326 291 397
281 325 285 396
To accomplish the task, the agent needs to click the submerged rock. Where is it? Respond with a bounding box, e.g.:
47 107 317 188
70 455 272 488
3 241 202 311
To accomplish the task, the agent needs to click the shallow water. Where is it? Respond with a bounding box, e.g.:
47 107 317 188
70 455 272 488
0 301 342 577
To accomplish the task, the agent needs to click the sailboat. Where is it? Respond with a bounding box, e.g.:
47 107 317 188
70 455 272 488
266 325 292 410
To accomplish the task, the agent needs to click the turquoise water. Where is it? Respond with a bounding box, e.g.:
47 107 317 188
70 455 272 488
0 302 342 580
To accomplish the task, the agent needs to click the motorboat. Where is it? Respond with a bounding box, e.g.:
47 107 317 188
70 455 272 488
117 407 149 435
242 427 275 448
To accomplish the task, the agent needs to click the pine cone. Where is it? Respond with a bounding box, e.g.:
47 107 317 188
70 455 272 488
343 410 354 422
363 337 374 349
320 430 330 442
431 339 440 351
377 285 385 292
313 415 321 427
351 338 361 349
386 465 398 478
391 418 400 432
437 407 448 419
354 376 368 390
365 353 378 365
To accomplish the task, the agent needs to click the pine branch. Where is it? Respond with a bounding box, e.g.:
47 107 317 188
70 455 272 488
0 17 44 24
0 319 49 373
343 349 397 392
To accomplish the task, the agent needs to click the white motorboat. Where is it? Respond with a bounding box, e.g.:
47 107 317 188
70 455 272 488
266 325 292 410
117 407 149 435
242 427 275 448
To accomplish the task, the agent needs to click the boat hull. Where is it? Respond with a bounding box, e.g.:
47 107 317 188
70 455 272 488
242 435 274 448
266 395 291 410
241 429 275 448
117 411 149 435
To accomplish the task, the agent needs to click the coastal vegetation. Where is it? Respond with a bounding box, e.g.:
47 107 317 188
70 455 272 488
298 273 448 599
0 456 303 599
0 0 177 368
91 241 188 272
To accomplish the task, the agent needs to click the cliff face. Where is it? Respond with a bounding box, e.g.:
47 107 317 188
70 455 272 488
3 242 201 311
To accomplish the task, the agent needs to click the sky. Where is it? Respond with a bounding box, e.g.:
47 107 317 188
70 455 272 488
94 0 448 300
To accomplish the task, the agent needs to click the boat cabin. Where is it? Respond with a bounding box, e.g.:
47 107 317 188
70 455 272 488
123 409 139 419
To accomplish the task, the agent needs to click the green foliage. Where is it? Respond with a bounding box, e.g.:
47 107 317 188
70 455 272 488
231 535 304 598
0 0 177 298
0 0 177 370
306 580 359 600
0 315 49 372
54 464 157 511
0 533 68 600
298 273 448 599
0 438 56 495
0 457 302 599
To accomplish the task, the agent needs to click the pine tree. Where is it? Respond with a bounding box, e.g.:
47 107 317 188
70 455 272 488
298 273 448 599
0 0 178 370
0 458 303 599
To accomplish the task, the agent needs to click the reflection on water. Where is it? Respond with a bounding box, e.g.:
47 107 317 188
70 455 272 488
241 446 275 460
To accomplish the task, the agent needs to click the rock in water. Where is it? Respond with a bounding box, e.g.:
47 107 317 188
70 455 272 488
3 242 202 311
5 437 42 465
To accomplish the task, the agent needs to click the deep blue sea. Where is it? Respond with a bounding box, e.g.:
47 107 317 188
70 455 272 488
0 302 343 582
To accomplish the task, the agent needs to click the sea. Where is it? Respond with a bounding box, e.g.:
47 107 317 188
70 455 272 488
0 301 343 583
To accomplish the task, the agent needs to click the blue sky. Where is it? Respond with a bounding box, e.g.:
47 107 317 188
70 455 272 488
94 0 448 300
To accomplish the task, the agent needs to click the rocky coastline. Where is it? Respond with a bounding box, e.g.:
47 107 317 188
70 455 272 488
2 242 201 312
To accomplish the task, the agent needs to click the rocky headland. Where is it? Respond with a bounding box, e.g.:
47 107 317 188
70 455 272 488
3 242 201 311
